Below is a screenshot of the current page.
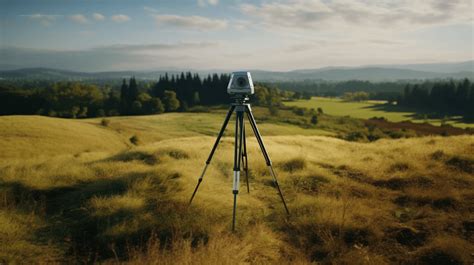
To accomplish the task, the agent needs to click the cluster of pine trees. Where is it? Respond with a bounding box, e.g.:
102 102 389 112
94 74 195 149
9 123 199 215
117 73 232 115
398 79 474 120
0 72 286 118
151 73 230 107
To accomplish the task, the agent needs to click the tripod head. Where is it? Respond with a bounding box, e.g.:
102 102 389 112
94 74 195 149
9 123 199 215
231 94 250 105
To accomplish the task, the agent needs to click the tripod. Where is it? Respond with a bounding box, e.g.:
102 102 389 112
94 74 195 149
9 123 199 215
189 96 289 231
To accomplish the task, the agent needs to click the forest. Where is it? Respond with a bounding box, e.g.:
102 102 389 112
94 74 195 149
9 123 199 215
398 79 474 120
263 80 407 99
0 73 283 118
1 73 473 121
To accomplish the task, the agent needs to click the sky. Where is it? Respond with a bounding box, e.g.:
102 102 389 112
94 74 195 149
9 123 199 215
0 0 473 71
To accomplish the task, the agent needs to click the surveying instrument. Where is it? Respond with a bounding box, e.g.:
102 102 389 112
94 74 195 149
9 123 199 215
188 71 289 231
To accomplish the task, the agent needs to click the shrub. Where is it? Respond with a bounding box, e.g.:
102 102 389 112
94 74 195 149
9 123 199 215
388 162 410 172
100 118 110 127
269 106 279 116
310 115 318 125
345 131 366 141
387 130 404 139
430 150 445 160
293 108 306 116
317 107 324 114
130 135 140 145
367 134 380 142
281 158 306 172
167 149 190 160
446 156 473 173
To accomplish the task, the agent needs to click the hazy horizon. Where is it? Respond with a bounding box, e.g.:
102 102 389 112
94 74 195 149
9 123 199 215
1 0 473 71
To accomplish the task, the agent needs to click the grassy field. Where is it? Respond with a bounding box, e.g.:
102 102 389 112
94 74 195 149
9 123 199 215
285 97 474 128
1 111 473 264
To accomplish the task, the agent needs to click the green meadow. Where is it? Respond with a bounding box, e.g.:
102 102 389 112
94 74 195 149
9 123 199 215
285 97 474 128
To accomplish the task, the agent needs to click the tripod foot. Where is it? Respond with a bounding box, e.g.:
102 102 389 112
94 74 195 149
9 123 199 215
232 190 238 232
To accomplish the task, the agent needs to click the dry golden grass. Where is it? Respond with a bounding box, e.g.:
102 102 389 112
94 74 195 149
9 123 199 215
0 115 128 159
0 114 473 264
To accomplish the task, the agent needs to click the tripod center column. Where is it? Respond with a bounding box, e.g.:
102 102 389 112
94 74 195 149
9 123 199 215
232 105 246 195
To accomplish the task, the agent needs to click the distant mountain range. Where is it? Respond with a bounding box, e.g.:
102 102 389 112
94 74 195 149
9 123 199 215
0 61 472 82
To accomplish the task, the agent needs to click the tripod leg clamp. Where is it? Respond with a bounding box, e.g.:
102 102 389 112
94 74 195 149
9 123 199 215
232 170 240 193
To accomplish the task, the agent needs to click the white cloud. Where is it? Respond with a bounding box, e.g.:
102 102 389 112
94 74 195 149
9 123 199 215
154 14 227 30
240 0 473 31
21 14 61 26
92 13 105 21
197 0 219 7
111 14 131 23
94 42 218 53
70 14 88 24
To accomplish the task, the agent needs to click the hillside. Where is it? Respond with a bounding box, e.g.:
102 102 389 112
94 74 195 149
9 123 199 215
0 114 473 264
0 115 129 159
1 61 473 82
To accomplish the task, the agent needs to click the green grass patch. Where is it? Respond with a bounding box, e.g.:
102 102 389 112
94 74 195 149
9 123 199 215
285 97 474 128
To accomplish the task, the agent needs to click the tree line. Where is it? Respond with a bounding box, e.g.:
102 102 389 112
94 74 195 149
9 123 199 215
0 72 285 118
264 80 407 100
398 79 474 121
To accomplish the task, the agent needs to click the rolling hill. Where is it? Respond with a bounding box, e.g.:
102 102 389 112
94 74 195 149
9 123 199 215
1 60 473 82
0 113 473 264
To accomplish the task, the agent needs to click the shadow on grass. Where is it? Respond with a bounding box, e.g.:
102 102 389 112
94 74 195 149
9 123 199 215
363 103 472 125
0 170 208 263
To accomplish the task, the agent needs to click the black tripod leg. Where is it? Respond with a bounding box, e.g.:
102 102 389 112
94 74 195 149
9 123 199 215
242 121 250 193
189 105 235 205
245 106 290 215
232 110 245 232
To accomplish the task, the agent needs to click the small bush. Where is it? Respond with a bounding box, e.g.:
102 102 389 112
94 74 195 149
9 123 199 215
291 174 330 193
446 156 473 173
430 150 445 160
388 162 410 172
317 107 324 114
268 106 280 116
345 131 366 141
310 115 318 125
167 149 189 160
130 135 140 145
281 158 306 172
101 118 110 127
387 130 404 139
293 108 306 116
